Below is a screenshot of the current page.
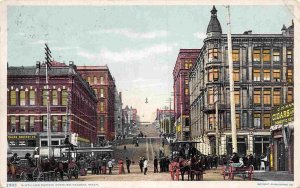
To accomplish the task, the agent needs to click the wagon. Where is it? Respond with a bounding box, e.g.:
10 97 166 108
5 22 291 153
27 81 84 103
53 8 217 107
222 163 254 180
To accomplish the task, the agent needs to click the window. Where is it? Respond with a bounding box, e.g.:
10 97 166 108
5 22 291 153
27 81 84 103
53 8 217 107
42 115 47 132
100 76 104 85
253 69 261 81
262 49 270 62
209 68 219 81
287 69 293 83
273 50 280 62
100 88 104 98
10 116 16 132
29 90 35 105
29 116 35 132
208 88 214 105
10 91 16 106
273 89 281 106
42 90 47 106
287 88 293 103
234 90 240 105
185 63 189 69
273 69 281 82
61 90 68 106
100 116 104 130
20 90 25 106
233 69 240 81
93 89 97 95
87 76 91 84
20 116 26 132
254 113 261 129
263 113 271 128
189 63 193 69
94 76 97 84
253 49 261 62
208 48 218 61
100 102 105 112
185 88 189 95
287 49 293 63
185 79 189 85
263 90 271 105
263 70 270 81
52 90 58 105
232 49 240 62
62 116 67 132
52 116 58 132
236 114 240 129
208 114 215 130
254 90 261 105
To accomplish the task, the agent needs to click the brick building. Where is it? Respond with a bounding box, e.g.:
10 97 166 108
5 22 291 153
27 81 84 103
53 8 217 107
189 6 294 156
77 66 116 142
7 62 98 155
173 49 200 141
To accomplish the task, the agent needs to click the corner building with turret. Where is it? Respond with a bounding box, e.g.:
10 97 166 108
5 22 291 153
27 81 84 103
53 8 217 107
189 6 294 156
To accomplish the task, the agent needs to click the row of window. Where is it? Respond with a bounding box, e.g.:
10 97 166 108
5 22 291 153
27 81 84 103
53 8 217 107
93 88 105 98
85 76 105 85
208 48 293 63
207 88 293 105
207 68 293 82
9 89 68 106
9 115 67 133
184 60 193 70
208 112 271 130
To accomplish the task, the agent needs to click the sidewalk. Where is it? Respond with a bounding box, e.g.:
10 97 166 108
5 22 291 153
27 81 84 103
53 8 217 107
252 170 294 181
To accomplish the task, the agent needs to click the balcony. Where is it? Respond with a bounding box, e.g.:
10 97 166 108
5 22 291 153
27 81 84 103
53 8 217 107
203 103 226 112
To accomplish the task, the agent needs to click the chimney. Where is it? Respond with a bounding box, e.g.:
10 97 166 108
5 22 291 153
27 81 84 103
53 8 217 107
35 61 41 75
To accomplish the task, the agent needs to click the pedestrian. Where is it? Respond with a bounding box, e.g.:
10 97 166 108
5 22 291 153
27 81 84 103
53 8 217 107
124 145 126 150
98 157 102 174
231 152 240 163
159 157 163 172
143 158 148 175
90 158 96 174
213 155 218 168
154 156 158 173
126 157 131 173
139 157 144 173
95 157 100 175
165 156 170 172
107 159 113 175
248 154 254 167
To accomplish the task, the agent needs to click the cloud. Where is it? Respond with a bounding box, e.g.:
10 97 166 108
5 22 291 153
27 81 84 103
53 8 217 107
31 40 55 45
193 32 207 40
91 28 168 39
78 43 178 63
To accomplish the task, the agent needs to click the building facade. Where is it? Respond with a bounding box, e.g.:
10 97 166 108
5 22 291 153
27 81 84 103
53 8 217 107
114 90 123 138
77 66 116 142
122 106 138 136
156 108 175 134
189 6 294 156
7 62 98 155
173 49 200 141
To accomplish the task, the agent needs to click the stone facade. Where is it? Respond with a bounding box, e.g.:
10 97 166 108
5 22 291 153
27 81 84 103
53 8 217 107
189 6 294 156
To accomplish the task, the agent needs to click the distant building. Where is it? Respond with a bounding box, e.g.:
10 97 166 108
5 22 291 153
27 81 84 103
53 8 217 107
173 49 200 141
7 62 97 155
114 91 123 138
77 65 116 142
156 108 175 134
189 6 294 157
122 106 138 136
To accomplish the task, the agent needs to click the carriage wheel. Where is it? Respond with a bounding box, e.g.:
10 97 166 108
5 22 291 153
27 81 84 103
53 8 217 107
20 171 28 181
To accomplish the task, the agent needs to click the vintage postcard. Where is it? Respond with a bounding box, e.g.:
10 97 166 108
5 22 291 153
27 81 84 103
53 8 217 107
0 0 299 188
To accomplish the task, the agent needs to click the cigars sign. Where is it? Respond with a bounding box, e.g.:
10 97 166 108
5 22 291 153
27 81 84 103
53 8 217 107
271 102 294 126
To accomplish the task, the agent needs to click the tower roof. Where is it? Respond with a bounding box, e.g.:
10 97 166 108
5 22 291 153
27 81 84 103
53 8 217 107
206 5 222 35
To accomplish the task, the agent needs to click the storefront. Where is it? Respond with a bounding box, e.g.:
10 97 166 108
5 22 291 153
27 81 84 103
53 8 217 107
7 133 39 157
270 103 294 173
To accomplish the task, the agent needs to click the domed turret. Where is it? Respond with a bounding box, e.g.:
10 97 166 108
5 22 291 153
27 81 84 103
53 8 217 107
206 5 222 37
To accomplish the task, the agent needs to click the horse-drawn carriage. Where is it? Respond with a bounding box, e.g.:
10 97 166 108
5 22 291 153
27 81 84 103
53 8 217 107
222 162 254 180
7 158 40 181
169 141 204 181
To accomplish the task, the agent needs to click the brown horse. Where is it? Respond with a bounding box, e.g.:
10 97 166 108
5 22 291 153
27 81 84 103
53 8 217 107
7 160 16 181
178 157 191 181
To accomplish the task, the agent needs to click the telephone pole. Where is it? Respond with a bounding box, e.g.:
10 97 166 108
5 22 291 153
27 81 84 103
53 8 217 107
45 43 53 158
226 6 237 154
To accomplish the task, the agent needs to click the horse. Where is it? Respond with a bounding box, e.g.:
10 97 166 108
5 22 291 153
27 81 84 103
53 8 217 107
7 160 17 181
178 157 191 181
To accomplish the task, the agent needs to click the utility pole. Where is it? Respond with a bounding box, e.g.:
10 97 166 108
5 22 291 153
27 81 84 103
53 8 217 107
226 6 237 154
45 43 53 158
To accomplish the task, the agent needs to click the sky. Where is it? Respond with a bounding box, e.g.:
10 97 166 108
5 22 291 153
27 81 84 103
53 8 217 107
7 5 293 122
